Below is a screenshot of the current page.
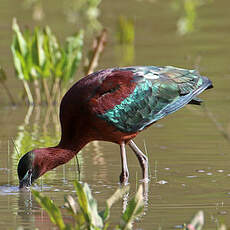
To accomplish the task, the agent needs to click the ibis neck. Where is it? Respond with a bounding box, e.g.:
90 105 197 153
57 135 88 153
35 137 89 177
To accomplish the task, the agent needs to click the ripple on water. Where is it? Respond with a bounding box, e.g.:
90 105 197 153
156 180 168 185
206 172 213 176
196 169 205 173
0 184 53 195
0 185 20 195
186 175 198 178
0 168 9 171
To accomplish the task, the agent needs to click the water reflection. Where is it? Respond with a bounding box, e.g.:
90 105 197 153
0 185 19 195
0 185 54 229
204 106 230 143
91 141 109 182
18 190 33 216
18 189 56 229
13 105 59 156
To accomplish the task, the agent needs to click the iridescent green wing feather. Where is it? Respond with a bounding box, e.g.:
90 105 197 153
97 66 212 133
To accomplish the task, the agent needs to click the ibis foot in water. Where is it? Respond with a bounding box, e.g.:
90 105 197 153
17 66 213 188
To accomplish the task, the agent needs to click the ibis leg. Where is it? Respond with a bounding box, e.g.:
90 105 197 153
128 140 149 181
120 142 129 184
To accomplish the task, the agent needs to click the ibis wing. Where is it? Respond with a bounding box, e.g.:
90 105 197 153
93 66 212 133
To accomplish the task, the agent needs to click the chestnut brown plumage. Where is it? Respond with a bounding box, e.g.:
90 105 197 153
17 66 213 188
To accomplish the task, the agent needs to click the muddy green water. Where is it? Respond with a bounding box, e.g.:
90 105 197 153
0 0 230 229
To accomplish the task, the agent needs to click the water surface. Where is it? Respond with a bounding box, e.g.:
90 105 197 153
0 0 230 229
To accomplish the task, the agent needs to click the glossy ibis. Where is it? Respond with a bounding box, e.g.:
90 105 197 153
17 66 213 188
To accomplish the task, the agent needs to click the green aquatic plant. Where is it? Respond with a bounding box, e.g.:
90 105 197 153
11 18 84 105
116 16 134 45
33 180 144 230
32 181 224 230
116 16 135 66
63 0 102 32
171 0 213 35
177 0 199 35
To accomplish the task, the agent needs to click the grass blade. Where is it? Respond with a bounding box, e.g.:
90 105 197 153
12 18 28 57
74 180 103 229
